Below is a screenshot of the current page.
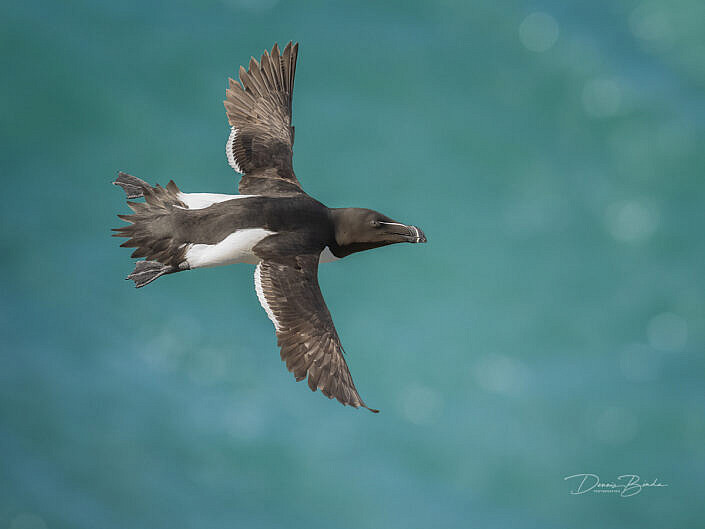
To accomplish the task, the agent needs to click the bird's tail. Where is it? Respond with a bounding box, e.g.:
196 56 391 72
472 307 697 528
112 172 188 287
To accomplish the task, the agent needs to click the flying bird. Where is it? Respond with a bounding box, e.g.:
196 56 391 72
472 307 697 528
113 42 426 412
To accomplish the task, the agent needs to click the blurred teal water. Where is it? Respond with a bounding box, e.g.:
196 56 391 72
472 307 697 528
1 0 704 527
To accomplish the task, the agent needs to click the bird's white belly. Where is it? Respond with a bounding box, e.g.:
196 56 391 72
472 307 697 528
186 229 274 268
176 191 256 210
186 233 339 269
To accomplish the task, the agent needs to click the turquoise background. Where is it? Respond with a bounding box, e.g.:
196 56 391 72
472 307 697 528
2 1 704 528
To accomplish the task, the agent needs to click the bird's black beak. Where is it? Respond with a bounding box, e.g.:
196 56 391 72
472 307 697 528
405 224 427 243
379 222 427 243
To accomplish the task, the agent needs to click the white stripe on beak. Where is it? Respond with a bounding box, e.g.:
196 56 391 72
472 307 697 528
380 221 421 240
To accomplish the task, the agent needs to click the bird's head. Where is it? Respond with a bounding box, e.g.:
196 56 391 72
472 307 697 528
330 208 426 257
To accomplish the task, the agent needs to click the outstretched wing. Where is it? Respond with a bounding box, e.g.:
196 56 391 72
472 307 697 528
224 41 304 196
254 255 378 412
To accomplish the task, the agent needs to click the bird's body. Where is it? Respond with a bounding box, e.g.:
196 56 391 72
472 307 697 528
113 42 426 412
132 189 333 266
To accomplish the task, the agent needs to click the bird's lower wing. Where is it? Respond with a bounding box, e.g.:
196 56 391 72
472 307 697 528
253 255 378 412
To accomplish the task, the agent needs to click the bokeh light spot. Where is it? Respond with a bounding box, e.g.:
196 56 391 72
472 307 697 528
399 384 443 425
604 199 659 243
473 353 530 395
647 312 688 351
519 12 559 52
629 2 674 50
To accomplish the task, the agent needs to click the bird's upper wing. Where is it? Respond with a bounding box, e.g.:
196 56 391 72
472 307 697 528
254 255 378 412
224 42 304 197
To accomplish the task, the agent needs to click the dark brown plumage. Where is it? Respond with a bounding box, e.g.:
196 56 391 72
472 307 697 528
113 42 426 412
224 42 303 196
256 256 378 412
113 177 187 267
